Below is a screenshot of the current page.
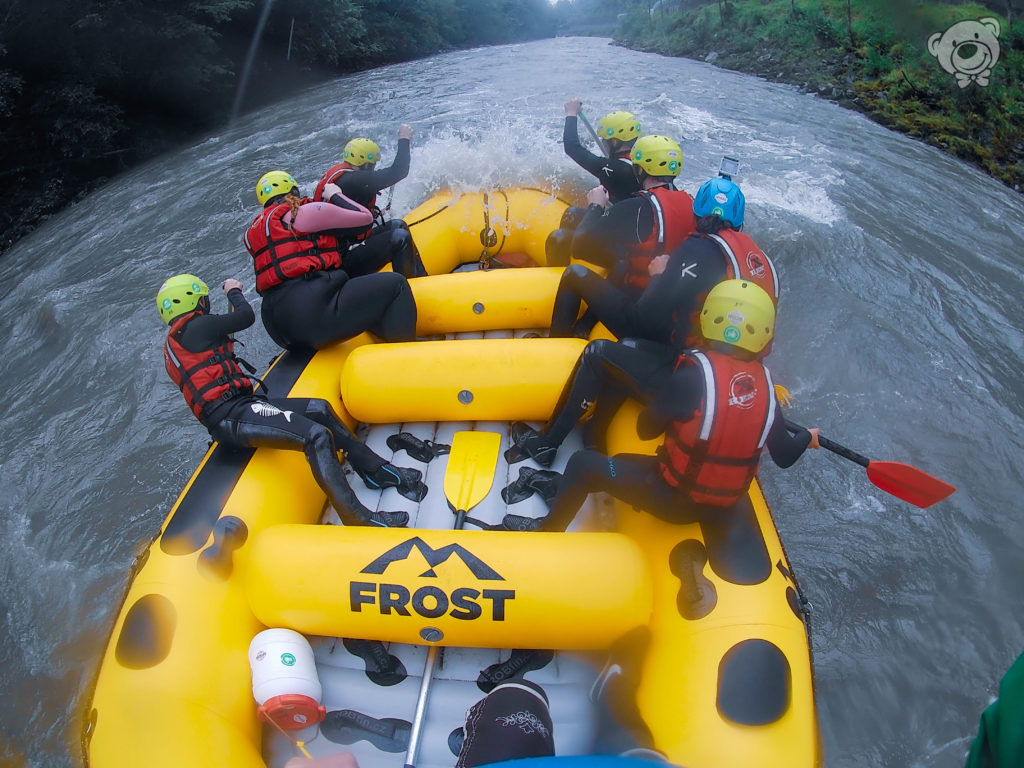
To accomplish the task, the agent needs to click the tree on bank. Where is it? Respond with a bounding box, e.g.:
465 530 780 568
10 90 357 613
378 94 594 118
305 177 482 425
612 0 1024 192
0 0 557 253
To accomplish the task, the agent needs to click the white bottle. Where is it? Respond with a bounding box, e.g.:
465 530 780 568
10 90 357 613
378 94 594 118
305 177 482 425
248 628 325 730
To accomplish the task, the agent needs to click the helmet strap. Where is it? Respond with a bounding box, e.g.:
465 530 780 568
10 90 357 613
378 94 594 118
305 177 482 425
706 339 756 361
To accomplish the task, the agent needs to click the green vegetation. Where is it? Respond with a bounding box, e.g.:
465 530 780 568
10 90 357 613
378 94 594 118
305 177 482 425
610 0 1024 191
0 0 558 252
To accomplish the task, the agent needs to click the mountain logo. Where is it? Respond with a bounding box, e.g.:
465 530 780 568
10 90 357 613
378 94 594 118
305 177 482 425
352 537 515 621
360 536 504 580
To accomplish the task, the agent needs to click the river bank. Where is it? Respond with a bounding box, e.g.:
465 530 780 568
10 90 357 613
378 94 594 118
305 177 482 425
0 0 559 255
614 0 1023 192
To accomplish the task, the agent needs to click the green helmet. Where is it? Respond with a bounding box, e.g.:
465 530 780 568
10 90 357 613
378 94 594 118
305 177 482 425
156 274 209 325
629 135 683 178
700 280 775 354
343 138 381 167
596 111 641 143
255 170 298 207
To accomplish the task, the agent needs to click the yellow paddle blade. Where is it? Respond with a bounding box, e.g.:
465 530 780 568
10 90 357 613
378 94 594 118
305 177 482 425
443 431 502 514
774 383 794 407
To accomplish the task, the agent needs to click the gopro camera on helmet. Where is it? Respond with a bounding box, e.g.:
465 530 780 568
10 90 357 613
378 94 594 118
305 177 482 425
718 156 739 180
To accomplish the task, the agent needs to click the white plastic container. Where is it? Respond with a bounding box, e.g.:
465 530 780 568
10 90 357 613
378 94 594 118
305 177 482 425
248 628 325 730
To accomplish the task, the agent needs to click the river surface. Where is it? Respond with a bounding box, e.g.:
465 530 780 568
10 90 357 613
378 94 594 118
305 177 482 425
0 36 1021 768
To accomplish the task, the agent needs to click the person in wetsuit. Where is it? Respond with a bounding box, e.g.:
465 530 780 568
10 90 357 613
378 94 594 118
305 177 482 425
314 124 426 278
157 273 423 527
501 280 818 532
551 176 777 347
549 134 696 338
546 102 642 266
244 170 418 351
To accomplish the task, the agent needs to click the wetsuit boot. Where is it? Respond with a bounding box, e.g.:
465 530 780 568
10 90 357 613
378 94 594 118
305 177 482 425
306 429 410 528
386 432 451 462
503 422 558 468
501 467 563 504
356 462 428 502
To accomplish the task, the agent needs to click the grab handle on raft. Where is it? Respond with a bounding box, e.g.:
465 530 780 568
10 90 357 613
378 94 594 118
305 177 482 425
404 431 502 768
578 109 610 159
784 419 956 509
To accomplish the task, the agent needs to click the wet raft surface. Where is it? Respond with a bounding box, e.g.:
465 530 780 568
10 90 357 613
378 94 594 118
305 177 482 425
265 328 609 768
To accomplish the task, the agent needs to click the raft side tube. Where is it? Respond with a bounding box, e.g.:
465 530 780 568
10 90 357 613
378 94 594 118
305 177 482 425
244 526 653 649
602 402 819 767
340 338 587 424
411 268 564 335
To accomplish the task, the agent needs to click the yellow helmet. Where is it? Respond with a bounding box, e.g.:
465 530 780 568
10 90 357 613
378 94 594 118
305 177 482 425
156 274 209 325
255 170 298 207
343 138 381 167
596 111 641 142
700 279 775 354
630 135 683 178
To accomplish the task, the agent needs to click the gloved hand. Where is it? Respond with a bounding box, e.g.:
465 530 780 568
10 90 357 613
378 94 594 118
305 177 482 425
322 182 342 202
648 253 670 276
586 185 610 208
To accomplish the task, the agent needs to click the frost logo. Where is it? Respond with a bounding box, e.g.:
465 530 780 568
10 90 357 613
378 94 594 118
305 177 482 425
351 537 515 621
360 537 504 580
928 18 1001 88
250 401 293 422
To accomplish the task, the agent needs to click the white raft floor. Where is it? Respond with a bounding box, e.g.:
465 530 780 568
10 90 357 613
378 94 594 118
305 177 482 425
264 329 618 768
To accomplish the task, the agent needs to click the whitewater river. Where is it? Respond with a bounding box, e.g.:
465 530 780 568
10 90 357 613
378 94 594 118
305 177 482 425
0 36 1021 768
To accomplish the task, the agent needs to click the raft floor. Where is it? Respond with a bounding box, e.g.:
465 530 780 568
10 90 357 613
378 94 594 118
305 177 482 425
265 329 614 768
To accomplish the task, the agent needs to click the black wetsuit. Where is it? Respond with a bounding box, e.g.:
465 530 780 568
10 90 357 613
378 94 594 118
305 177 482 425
633 233 734 345
552 231 730 343
261 269 416 351
562 116 640 204
548 190 669 336
334 138 426 278
546 117 642 267
336 139 412 209
177 291 397 526
539 352 813 532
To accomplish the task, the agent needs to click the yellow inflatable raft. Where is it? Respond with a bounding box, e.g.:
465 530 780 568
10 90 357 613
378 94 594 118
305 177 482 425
85 188 821 768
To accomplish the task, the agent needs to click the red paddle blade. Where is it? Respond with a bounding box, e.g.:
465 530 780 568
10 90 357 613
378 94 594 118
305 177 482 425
865 461 956 508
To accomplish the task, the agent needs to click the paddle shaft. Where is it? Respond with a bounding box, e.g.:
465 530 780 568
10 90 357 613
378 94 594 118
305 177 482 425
405 431 501 768
404 645 439 768
785 419 868 468
405 512 468 768
578 110 610 158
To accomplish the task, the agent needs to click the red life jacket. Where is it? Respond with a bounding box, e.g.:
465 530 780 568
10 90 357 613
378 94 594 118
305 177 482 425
164 311 254 422
705 229 778 302
658 349 777 507
682 229 780 350
314 163 379 241
625 186 697 291
243 199 345 294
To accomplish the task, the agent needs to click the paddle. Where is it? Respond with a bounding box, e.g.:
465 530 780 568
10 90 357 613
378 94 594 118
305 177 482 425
443 431 502 527
784 419 956 509
404 430 502 768
578 109 610 159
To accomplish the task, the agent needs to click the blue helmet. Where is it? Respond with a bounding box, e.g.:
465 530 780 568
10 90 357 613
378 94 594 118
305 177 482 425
693 177 745 228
